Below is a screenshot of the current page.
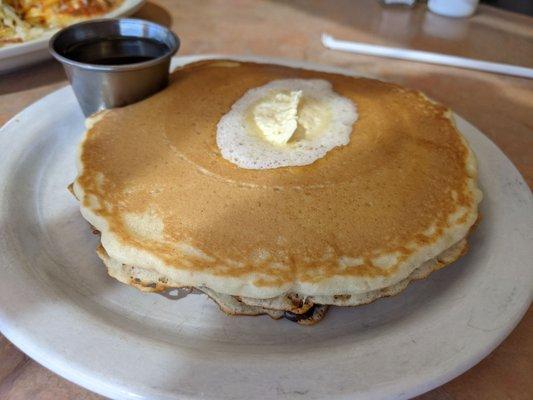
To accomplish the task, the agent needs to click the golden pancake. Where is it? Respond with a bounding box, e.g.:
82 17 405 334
73 59 482 302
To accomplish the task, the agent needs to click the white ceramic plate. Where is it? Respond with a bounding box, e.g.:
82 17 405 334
0 0 145 73
0 55 531 400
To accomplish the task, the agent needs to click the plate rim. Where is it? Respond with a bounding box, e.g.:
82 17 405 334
0 54 532 400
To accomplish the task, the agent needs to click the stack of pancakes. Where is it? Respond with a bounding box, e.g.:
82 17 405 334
72 60 482 324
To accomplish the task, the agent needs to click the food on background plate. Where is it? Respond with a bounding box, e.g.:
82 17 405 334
0 1 40 44
0 0 123 45
71 59 482 324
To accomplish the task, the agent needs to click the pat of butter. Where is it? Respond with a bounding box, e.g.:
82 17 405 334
252 90 302 145
219 79 358 169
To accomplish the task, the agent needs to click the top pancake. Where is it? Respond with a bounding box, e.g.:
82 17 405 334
74 59 481 298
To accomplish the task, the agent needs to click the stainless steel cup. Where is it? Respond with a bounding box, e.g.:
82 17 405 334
49 18 179 117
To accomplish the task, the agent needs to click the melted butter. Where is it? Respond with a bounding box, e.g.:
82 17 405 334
245 92 333 145
250 90 301 145
295 97 332 139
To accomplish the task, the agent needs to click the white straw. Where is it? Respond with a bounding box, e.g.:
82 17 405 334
322 33 533 79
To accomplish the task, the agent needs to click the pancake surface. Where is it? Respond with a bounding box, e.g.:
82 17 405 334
74 59 481 299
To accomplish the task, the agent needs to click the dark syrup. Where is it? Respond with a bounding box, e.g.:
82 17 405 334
63 37 169 65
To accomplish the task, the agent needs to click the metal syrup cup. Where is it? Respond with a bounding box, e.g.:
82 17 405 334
49 18 179 117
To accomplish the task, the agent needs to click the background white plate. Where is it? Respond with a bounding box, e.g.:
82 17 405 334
0 0 145 73
0 55 531 400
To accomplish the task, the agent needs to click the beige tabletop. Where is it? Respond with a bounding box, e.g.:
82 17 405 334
0 1 532 399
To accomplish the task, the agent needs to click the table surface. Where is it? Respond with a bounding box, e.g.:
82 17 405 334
0 1 531 399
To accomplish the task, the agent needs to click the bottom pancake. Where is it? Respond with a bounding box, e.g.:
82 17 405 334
95 238 467 325
73 184 471 326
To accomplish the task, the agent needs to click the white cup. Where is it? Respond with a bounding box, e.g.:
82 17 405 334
428 0 480 18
